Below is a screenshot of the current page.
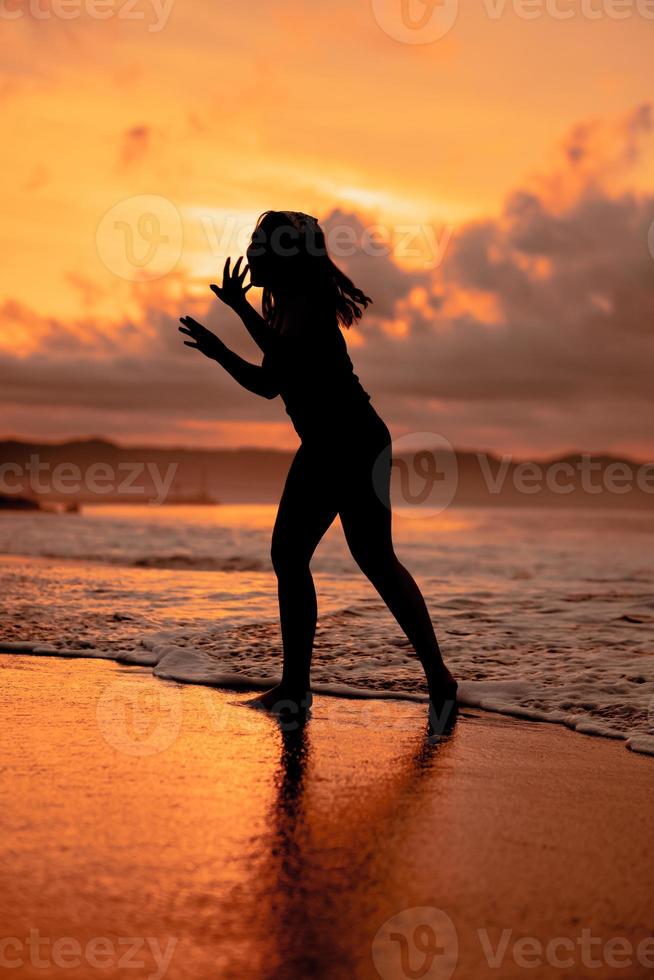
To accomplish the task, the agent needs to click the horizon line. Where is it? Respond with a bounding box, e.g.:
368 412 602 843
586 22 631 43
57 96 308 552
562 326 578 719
0 435 650 466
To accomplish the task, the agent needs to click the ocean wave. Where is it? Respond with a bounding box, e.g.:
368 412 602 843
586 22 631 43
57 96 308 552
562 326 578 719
16 550 267 573
2 597 653 757
2 505 654 757
132 554 265 572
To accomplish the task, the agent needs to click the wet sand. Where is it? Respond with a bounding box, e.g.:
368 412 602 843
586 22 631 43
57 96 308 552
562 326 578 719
1 654 653 980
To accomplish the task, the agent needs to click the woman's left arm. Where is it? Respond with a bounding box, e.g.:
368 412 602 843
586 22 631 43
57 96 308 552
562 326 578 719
178 316 279 399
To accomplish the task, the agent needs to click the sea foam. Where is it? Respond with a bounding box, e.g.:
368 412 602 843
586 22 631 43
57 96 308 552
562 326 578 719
2 504 653 757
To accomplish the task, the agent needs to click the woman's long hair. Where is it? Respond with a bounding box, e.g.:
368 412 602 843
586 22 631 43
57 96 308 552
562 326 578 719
251 211 372 330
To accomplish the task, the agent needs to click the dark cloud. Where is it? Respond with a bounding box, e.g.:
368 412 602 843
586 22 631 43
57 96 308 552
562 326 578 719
351 106 654 452
119 125 151 169
322 208 432 319
2 107 654 454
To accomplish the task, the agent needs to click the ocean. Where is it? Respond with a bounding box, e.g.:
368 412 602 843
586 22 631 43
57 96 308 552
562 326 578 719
1 503 653 756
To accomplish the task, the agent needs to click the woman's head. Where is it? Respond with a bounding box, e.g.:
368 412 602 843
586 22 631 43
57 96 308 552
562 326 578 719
246 210 371 328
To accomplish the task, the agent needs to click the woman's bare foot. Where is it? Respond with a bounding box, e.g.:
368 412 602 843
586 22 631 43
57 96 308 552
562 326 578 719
426 665 458 737
246 684 313 719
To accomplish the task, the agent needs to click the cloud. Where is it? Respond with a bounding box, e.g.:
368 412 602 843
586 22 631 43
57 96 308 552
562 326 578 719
119 124 151 169
350 106 654 453
1 107 654 455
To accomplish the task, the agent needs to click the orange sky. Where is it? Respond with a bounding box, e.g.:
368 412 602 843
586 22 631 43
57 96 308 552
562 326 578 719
1 0 654 454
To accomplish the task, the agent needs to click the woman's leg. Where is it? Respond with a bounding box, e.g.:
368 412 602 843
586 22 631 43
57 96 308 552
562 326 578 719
339 442 457 718
253 445 338 710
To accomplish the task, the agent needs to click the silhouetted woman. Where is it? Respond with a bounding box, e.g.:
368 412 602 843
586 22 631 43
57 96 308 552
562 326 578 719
179 211 456 728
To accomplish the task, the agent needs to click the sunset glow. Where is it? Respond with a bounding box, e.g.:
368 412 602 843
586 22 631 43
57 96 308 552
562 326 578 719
2 0 654 454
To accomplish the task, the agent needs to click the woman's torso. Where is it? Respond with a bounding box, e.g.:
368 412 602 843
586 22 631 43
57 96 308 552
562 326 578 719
262 316 385 447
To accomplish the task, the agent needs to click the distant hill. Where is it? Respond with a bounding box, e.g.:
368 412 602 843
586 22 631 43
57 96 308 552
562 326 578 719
0 438 652 509
0 493 41 511
0 439 291 505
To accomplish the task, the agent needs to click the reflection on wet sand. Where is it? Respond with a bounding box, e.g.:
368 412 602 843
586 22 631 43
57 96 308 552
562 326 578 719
246 714 457 978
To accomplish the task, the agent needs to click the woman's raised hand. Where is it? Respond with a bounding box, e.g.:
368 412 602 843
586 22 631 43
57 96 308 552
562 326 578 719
210 257 252 311
178 316 221 359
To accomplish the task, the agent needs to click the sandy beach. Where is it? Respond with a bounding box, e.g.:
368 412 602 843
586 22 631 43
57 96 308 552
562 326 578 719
1 652 653 980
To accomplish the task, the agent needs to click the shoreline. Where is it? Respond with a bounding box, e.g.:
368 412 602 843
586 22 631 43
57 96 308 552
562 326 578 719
1 638 653 759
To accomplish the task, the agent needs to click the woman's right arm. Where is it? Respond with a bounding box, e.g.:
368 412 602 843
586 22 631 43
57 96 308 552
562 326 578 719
210 257 274 353
179 316 278 399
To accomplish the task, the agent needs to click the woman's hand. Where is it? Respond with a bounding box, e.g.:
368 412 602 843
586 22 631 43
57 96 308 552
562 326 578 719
178 316 222 359
210 256 252 311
